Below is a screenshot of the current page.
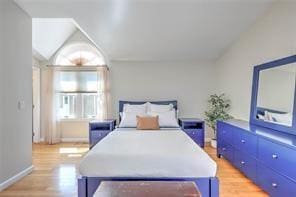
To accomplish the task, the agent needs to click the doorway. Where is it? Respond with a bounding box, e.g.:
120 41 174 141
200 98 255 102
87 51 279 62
32 67 41 143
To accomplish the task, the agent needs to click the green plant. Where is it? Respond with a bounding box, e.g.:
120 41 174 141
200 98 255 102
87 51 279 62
205 94 233 139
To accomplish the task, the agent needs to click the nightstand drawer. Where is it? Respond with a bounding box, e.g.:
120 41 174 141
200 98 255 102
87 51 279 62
184 129 203 136
179 118 205 148
184 129 204 147
91 130 110 138
89 120 116 149
90 130 110 148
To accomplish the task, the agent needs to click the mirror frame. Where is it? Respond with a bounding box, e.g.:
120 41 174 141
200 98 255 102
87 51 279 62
250 55 296 135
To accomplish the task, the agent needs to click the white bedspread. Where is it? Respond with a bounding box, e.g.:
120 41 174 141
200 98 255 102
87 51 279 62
79 129 217 178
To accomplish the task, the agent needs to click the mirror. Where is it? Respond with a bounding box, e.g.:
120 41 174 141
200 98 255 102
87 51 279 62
256 62 296 126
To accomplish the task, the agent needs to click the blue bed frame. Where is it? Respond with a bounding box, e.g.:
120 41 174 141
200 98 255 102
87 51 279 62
78 100 219 197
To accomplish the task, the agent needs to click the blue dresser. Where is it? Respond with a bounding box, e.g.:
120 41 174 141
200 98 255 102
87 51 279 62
217 119 296 196
179 118 205 148
89 119 116 149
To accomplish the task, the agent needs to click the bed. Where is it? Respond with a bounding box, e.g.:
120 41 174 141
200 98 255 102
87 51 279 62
78 100 219 197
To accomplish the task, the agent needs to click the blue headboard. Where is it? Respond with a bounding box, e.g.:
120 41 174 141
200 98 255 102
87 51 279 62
256 107 287 116
119 100 178 113
119 100 178 122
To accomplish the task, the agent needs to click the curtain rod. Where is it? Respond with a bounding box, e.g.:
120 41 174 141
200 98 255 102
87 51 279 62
46 65 109 70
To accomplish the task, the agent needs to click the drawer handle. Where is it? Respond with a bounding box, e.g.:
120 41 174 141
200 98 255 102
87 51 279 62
240 161 245 165
272 183 277 188
272 154 278 159
241 139 246 143
222 148 226 151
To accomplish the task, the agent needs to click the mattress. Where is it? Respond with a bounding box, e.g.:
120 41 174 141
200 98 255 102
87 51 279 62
79 128 217 178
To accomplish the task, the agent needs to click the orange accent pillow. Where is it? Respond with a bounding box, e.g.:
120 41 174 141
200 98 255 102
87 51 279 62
136 115 160 130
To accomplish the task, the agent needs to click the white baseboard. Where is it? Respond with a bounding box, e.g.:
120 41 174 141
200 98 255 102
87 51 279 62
61 138 88 142
0 165 34 192
37 138 88 143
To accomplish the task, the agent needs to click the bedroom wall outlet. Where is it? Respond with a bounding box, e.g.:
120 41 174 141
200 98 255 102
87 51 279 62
18 100 25 110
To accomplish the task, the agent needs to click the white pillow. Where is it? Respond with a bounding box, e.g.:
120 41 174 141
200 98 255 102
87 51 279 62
123 103 147 114
119 112 147 128
148 109 179 128
257 114 265 120
148 103 173 113
268 111 292 126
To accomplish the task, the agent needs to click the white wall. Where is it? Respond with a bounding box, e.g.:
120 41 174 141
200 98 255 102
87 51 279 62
110 61 216 138
0 0 32 188
48 30 94 63
0 0 4 184
60 121 89 141
40 60 216 140
48 60 216 140
215 1 296 120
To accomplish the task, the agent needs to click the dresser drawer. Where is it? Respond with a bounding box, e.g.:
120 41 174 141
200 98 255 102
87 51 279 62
257 164 296 197
217 122 233 144
258 138 296 182
234 150 256 181
233 130 257 156
218 140 234 162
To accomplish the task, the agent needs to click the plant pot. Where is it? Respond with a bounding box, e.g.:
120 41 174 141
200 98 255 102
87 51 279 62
211 139 217 148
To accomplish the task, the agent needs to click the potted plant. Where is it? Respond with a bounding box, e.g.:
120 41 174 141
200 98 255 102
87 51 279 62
205 94 233 148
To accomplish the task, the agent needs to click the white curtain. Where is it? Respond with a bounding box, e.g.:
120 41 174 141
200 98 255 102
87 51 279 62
97 67 111 120
41 66 109 144
42 68 61 144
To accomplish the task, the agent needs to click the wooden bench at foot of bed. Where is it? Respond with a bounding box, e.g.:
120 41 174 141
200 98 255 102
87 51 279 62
78 176 219 197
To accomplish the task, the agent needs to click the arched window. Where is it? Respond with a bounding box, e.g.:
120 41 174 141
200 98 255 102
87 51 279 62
55 43 105 66
53 43 108 120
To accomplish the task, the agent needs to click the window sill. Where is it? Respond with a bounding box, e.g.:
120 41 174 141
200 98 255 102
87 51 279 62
59 119 97 122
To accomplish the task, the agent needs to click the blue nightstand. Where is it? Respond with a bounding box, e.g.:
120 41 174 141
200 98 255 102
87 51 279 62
179 118 205 148
89 119 116 149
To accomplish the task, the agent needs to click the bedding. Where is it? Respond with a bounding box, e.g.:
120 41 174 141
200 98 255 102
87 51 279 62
264 110 292 126
148 109 179 128
148 102 173 113
118 112 145 127
79 128 217 178
123 103 147 113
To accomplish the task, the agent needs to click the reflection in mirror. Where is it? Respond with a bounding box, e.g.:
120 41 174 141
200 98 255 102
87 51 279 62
256 62 296 126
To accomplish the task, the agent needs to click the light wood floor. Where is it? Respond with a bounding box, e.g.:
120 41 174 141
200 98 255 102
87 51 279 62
0 143 267 197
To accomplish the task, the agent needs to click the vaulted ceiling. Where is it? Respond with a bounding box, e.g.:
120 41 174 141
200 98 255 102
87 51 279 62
32 18 77 60
16 0 274 62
